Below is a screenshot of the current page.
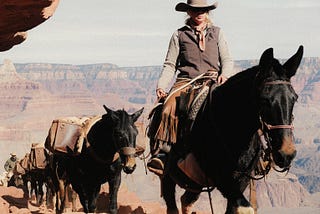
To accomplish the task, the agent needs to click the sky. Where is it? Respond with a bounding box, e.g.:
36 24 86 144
0 0 319 67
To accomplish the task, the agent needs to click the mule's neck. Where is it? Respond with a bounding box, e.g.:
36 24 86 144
86 119 117 157
210 67 261 146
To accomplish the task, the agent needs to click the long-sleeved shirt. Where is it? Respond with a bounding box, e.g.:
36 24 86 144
157 24 235 91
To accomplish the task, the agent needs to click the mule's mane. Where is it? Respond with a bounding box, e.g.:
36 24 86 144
190 65 263 166
220 65 259 90
207 65 260 111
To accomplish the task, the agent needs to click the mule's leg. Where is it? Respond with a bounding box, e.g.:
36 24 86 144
225 198 253 214
37 180 45 205
162 174 179 214
31 179 37 202
27 180 32 199
87 185 101 213
71 183 90 213
108 174 121 214
218 177 254 214
22 176 29 199
66 185 77 212
55 179 67 213
45 183 54 210
78 195 90 213
180 190 200 214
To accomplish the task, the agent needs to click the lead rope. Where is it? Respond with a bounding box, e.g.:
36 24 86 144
142 152 148 175
204 158 214 214
206 185 214 214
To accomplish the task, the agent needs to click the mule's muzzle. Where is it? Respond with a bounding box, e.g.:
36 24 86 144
120 147 137 174
122 156 136 174
273 136 297 168
273 150 296 169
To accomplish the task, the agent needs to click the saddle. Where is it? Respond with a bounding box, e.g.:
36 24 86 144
147 80 216 178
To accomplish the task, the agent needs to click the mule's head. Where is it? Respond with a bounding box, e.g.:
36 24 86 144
255 46 303 169
103 105 144 174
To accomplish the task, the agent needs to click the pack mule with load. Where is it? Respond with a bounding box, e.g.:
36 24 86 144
45 105 144 213
10 144 51 205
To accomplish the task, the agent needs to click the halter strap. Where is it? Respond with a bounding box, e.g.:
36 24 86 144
263 122 294 130
260 117 294 131
264 80 291 85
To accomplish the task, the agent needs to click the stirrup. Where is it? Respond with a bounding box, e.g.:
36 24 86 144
147 157 164 176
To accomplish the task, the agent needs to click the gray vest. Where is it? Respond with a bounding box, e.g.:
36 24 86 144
177 25 220 79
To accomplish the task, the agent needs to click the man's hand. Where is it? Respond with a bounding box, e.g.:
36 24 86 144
217 75 228 84
156 88 167 100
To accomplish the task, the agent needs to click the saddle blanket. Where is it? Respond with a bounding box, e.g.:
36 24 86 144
45 116 101 155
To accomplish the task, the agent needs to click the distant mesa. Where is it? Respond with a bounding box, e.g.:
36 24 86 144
0 0 60 51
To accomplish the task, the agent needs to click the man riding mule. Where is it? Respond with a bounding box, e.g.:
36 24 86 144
147 0 236 176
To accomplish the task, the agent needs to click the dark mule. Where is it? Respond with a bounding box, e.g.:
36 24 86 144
49 105 144 213
10 150 51 206
162 46 303 214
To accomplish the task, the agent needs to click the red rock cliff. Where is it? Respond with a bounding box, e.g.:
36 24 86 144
0 0 59 51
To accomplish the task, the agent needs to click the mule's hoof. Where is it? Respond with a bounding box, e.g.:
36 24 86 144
109 208 117 214
147 157 164 176
236 206 254 214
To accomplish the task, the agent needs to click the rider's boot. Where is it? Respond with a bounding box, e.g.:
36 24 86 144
147 142 171 176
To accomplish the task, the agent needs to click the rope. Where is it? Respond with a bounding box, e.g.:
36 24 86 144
141 153 148 175
205 184 214 214
164 73 206 105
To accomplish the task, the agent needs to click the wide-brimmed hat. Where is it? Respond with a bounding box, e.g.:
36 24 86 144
10 153 16 156
175 0 218 12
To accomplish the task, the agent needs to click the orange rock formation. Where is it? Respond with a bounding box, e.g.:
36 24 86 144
0 0 60 51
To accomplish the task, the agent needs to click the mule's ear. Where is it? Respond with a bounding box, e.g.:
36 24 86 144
103 105 113 114
131 107 144 122
256 48 274 83
103 105 120 121
259 47 274 70
283 45 304 78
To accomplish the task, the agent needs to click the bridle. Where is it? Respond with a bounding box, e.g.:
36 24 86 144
259 79 295 132
111 129 137 158
259 80 295 135
261 120 294 131
238 80 295 180
257 80 296 176
86 121 138 165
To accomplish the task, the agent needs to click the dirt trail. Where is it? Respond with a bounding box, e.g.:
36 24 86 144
0 184 169 214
